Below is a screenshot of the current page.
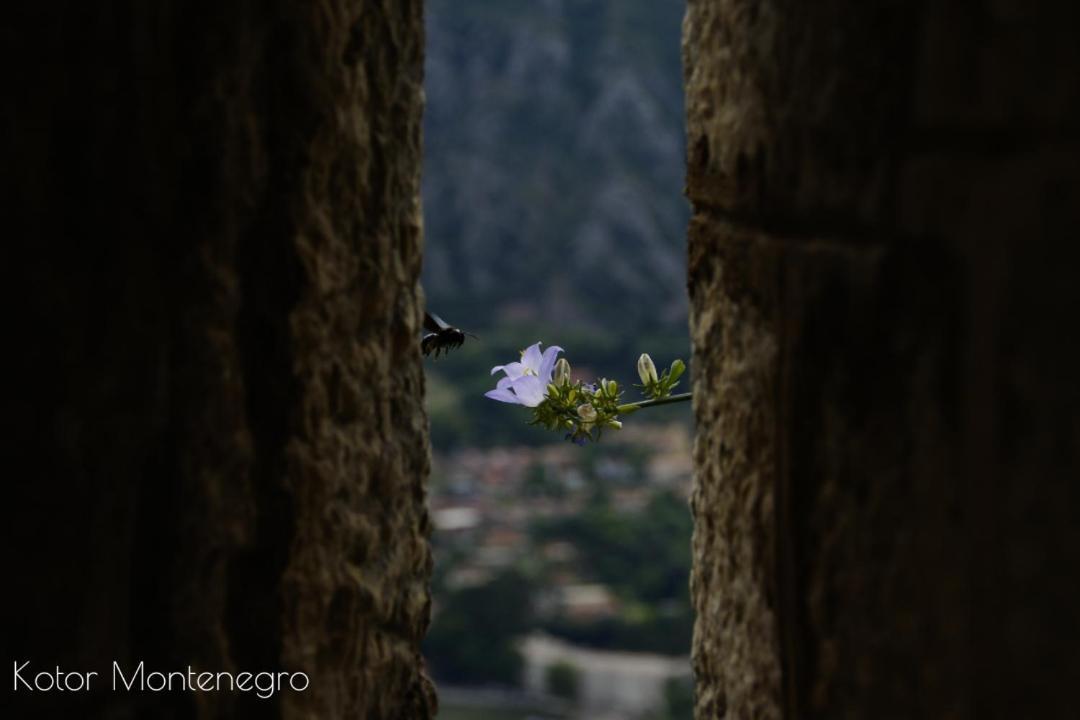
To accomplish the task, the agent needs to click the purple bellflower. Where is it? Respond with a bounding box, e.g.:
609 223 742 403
485 342 564 407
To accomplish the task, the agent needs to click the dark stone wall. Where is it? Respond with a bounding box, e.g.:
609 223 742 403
6 1 433 718
684 1 1080 718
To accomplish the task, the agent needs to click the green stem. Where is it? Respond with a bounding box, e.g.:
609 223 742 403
617 392 693 415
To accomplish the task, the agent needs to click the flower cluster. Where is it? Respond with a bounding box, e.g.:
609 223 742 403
485 342 689 444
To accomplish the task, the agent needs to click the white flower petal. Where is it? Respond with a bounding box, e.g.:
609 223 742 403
521 342 543 374
491 361 526 379
510 375 546 407
539 345 564 383
485 387 523 404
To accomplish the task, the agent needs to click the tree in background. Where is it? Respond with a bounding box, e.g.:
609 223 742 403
425 570 536 686
544 661 582 702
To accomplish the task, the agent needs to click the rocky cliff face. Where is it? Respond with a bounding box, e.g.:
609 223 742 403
684 1 1080 718
7 1 433 718
422 0 689 333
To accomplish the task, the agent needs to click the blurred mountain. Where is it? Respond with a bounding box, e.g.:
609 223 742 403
422 0 689 335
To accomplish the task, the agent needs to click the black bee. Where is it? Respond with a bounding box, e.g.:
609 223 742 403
422 311 478 358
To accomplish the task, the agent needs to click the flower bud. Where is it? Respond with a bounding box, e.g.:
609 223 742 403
607 419 623 430
577 403 598 423
553 357 572 386
637 353 659 385
604 379 618 397
668 358 686 381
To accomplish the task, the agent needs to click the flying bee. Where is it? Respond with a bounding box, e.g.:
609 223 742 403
422 311 478 358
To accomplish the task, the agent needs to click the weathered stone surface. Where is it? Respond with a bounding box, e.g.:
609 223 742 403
685 1 1080 718
7 1 433 718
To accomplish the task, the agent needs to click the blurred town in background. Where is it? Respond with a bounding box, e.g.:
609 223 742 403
421 2 691 718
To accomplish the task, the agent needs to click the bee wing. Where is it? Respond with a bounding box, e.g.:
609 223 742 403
420 333 436 353
424 311 449 333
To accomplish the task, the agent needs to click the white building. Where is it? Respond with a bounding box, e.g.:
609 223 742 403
520 633 691 719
